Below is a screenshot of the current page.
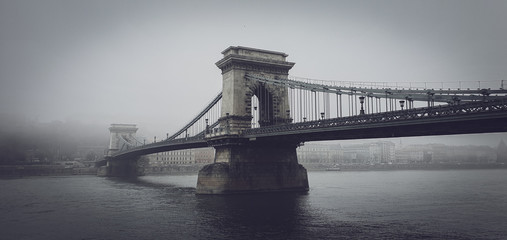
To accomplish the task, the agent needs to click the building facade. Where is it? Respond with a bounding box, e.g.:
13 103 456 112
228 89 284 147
147 147 215 167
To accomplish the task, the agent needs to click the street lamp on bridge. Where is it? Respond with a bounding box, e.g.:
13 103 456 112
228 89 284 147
359 96 365 115
399 100 405 110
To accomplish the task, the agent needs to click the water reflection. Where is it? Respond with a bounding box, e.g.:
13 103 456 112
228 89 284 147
89 171 507 239
196 192 309 239
134 175 316 239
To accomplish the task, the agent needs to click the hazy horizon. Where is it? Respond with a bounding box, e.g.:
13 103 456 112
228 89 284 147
1 0 506 146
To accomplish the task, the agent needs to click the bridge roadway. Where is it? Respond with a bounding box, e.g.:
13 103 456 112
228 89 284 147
111 99 507 160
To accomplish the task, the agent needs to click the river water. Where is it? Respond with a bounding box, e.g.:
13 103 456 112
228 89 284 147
1 169 506 240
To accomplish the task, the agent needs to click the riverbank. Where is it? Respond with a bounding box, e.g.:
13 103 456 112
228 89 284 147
0 165 96 178
2 162 506 178
305 162 507 171
144 163 507 175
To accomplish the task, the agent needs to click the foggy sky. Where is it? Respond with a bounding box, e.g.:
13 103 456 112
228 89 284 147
1 0 506 145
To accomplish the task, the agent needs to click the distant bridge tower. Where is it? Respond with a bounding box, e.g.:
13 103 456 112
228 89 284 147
107 124 138 156
197 46 308 194
98 124 143 177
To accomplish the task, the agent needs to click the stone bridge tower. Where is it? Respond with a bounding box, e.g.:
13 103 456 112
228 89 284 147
215 46 295 131
99 124 143 177
197 46 308 194
107 124 138 156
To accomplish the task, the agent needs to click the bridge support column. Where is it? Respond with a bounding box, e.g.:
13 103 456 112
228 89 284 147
97 157 147 177
196 140 309 194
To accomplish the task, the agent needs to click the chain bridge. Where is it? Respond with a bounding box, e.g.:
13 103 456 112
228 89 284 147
100 46 507 194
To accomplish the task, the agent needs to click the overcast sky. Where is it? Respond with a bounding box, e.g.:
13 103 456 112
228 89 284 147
1 0 506 145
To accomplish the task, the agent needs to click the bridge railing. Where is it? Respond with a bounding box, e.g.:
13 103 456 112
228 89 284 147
246 74 507 123
111 134 207 158
241 98 507 137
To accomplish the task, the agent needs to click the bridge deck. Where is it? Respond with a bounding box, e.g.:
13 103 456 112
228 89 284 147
110 99 507 159
242 99 507 141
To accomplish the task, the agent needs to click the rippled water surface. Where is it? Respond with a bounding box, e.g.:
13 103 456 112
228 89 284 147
1 169 507 239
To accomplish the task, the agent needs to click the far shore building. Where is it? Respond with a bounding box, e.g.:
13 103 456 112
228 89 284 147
395 145 430 164
297 141 395 168
147 147 214 167
496 139 507 163
297 143 341 169
428 144 496 164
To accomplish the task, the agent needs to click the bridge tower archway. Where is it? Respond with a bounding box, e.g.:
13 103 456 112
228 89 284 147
249 81 287 127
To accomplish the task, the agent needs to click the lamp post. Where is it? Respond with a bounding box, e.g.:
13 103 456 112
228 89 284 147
399 100 405 110
205 118 209 133
359 96 365 115
320 112 325 119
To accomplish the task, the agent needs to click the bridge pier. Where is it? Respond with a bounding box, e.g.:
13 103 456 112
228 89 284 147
196 140 309 194
97 157 147 177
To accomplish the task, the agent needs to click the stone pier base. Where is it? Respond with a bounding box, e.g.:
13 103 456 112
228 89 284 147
196 162 309 194
196 142 309 194
96 157 147 177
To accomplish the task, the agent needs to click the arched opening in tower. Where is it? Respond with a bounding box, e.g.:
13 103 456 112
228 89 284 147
252 84 274 127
